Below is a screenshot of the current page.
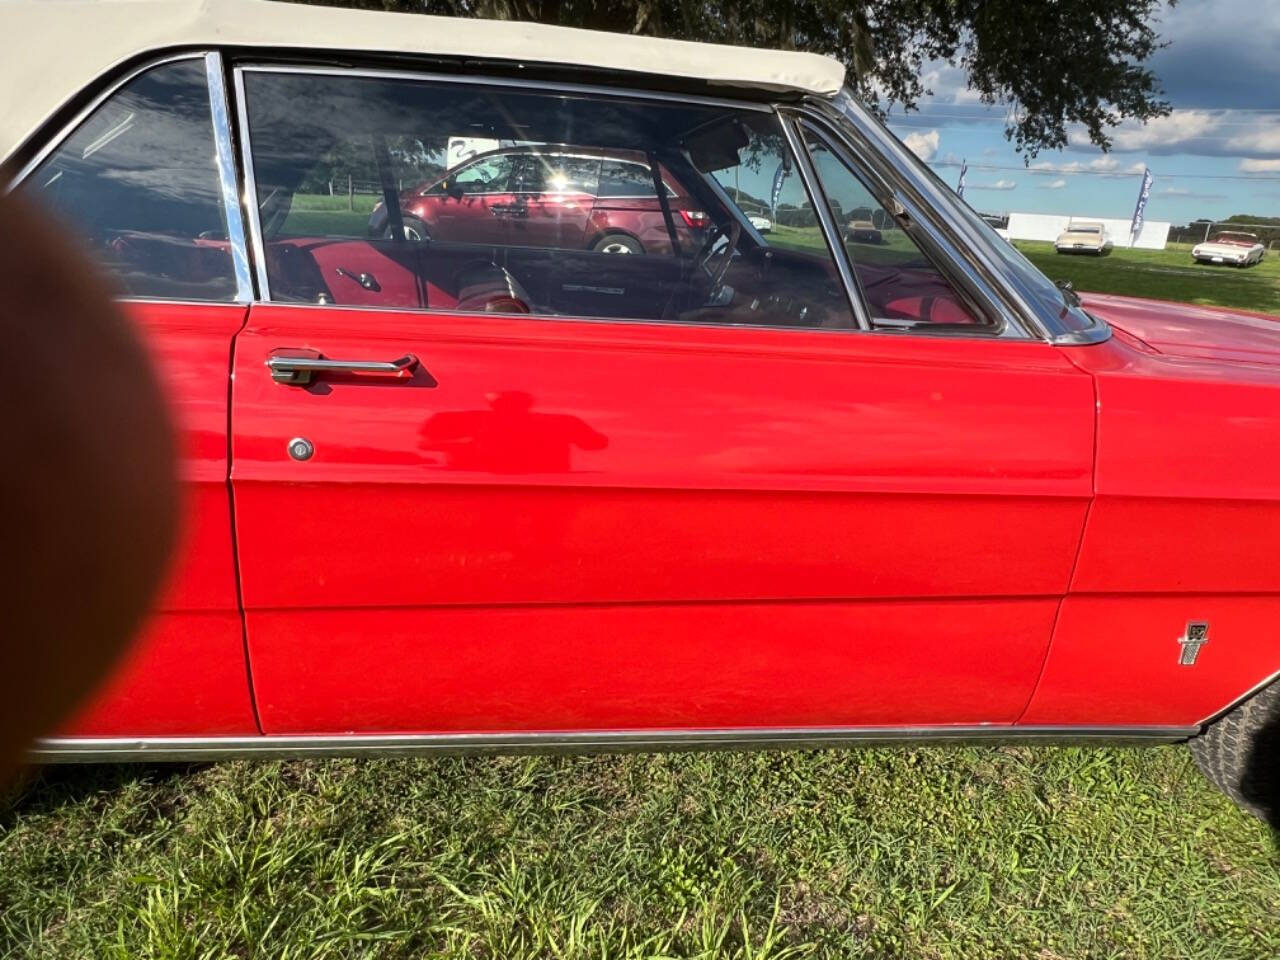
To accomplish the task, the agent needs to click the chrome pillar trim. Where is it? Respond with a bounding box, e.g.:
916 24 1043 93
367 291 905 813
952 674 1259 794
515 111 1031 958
205 52 254 302
28 725 1200 763
5 52 206 192
1051 323 1113 346
231 67 272 301
778 113 871 331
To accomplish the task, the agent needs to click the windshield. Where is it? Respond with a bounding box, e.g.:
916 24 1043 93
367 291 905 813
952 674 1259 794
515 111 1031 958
830 89 1101 336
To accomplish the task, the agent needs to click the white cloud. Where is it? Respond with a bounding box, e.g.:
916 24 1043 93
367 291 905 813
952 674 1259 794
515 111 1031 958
1226 127 1280 154
970 179 1017 191
1063 109 1280 159
1108 111 1219 151
1240 158 1280 173
1041 178 1068 190
1028 157 1147 177
1159 186 1228 201
903 129 940 161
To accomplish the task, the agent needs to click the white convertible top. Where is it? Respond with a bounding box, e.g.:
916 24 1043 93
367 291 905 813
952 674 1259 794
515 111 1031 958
0 0 847 162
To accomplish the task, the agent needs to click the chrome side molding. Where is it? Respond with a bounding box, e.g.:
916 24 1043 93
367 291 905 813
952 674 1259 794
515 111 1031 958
29 725 1200 763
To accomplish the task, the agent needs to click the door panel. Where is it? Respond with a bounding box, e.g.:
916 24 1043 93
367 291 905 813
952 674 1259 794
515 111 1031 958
59 301 258 736
231 305 1094 734
250 601 1057 733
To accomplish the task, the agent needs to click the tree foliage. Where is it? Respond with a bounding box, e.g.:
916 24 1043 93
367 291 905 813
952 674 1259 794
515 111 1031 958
290 0 1174 156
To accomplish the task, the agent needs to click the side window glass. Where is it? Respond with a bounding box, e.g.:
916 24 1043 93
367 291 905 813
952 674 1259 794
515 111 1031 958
598 159 657 198
801 126 985 328
450 155 514 193
23 59 238 301
241 71 855 330
546 156 602 195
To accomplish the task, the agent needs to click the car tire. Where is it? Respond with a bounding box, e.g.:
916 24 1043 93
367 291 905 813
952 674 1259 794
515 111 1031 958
1188 677 1280 825
384 215 430 242
592 233 643 255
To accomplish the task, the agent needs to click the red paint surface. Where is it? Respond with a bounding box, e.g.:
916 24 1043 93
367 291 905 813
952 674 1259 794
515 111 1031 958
58 302 258 736
232 304 1093 733
251 601 1058 733
1020 297 1280 726
65 291 1280 740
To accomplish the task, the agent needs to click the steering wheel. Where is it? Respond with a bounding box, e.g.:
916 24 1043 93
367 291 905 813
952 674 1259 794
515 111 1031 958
659 219 744 322
695 219 742 297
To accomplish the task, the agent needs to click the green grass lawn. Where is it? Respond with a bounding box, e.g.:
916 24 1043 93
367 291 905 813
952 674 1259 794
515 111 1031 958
4 230 1279 958
2 747 1277 958
1018 240 1280 315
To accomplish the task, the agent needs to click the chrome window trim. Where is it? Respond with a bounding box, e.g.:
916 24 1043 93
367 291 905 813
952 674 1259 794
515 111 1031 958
809 90 1114 344
232 67 273 300
788 110 1031 340
814 93 1047 338
1052 323 1114 346
4 51 207 192
205 52 254 302
245 297 886 339
29 724 1199 763
790 116 1010 338
778 114 869 331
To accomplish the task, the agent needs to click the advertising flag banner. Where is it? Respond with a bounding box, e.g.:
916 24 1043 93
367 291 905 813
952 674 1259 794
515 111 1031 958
770 161 787 219
1130 167 1154 246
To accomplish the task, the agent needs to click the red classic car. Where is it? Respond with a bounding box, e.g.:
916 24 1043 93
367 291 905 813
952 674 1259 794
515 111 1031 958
5 0 1279 823
367 145 711 256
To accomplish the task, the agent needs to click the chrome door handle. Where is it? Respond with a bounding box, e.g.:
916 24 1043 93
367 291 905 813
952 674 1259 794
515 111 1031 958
267 351 419 385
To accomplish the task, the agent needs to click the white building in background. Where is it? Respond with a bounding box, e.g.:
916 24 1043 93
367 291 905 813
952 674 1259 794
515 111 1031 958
1004 212 1171 250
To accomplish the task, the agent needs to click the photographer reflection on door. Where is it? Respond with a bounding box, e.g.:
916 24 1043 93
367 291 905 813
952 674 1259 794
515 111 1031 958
418 390 608 474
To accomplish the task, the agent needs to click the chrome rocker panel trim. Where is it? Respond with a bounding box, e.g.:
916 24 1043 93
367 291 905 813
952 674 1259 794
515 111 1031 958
30 725 1200 763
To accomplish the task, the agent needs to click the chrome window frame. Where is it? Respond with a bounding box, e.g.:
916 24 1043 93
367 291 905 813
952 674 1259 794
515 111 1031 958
806 90 1112 345
5 50 255 305
205 52 255 302
232 61 866 331
788 114 1006 337
777 116 870 331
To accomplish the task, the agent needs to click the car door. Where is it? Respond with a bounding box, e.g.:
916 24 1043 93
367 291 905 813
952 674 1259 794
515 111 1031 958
505 153 597 251
230 65 1094 737
427 152 517 246
19 55 258 736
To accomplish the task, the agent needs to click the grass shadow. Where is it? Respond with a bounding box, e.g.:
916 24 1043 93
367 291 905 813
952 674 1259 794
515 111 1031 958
2 762 208 826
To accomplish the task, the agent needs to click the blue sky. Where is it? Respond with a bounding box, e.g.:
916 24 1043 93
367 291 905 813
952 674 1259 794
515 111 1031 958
882 0 1280 225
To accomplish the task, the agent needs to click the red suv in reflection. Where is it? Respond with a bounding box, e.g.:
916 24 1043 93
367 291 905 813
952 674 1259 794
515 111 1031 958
368 146 710 254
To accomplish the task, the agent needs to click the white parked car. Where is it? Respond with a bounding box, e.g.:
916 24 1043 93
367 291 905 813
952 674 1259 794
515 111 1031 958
747 214 773 234
1192 232 1266 267
1054 222 1112 255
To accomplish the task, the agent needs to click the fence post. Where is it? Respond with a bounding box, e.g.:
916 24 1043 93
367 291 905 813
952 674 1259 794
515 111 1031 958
1204 221 1211 242
348 174 353 211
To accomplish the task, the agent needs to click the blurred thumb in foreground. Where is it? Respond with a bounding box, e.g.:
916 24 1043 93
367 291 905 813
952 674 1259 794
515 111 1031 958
0 189 177 779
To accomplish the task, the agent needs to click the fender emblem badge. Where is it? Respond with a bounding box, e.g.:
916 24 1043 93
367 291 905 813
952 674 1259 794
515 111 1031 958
1177 622 1209 666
